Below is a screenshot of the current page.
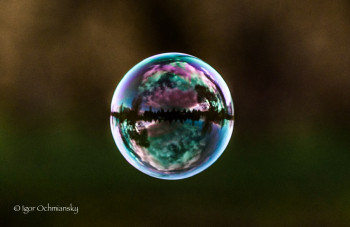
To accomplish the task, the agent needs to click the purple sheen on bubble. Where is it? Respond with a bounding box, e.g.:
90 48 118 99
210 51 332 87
110 53 234 180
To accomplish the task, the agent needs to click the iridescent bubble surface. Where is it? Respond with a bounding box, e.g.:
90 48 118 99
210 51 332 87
110 53 234 180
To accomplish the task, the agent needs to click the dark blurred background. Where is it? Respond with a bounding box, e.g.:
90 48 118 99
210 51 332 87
1 0 350 226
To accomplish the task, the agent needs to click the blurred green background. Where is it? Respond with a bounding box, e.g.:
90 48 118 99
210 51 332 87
1 0 350 226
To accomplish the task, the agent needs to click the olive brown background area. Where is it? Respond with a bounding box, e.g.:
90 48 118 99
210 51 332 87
1 0 349 226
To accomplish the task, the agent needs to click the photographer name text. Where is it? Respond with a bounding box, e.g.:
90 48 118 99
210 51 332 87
13 203 78 214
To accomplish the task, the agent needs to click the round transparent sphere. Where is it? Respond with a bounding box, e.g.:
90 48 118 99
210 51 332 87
110 53 234 180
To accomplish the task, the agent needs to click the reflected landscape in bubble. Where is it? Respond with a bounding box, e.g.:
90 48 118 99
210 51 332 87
110 53 234 180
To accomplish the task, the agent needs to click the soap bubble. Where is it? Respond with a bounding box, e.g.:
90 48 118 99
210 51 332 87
110 53 234 180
